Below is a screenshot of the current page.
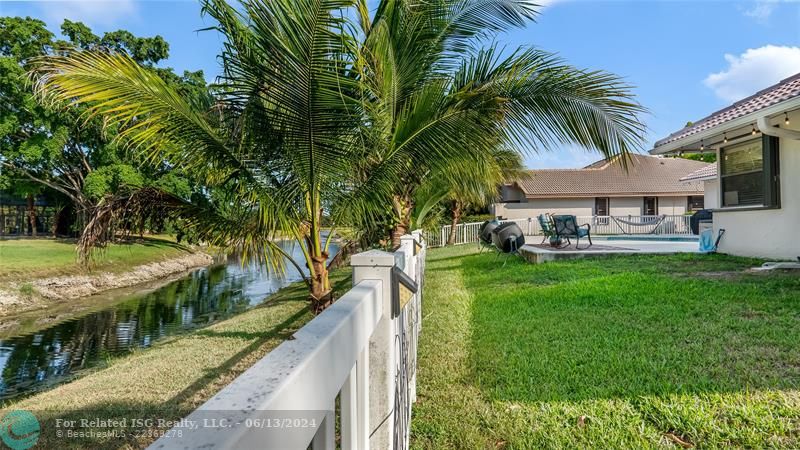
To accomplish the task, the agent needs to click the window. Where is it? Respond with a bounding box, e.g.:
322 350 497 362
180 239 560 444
594 197 609 225
687 196 704 212
720 136 779 208
594 197 609 216
643 197 658 216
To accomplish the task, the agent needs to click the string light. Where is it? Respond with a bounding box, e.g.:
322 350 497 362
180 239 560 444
700 140 704 151
785 112 790 126
723 133 728 144
752 125 757 135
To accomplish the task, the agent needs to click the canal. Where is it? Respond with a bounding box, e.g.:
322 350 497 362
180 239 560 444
0 240 338 402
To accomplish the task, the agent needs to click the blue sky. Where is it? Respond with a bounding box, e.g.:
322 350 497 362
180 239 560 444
2 0 800 168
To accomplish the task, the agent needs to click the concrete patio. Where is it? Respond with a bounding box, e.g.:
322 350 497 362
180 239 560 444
519 237 700 264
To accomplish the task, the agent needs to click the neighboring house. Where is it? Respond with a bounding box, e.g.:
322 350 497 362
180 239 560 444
650 72 800 260
679 164 719 210
493 154 709 220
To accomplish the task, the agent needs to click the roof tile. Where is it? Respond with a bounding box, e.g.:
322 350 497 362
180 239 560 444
515 154 707 197
655 72 800 147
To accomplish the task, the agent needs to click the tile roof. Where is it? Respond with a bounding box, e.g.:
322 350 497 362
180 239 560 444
655 72 800 148
514 154 707 198
679 164 717 182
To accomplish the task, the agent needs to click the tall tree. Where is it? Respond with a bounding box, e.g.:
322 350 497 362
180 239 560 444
1 17 208 236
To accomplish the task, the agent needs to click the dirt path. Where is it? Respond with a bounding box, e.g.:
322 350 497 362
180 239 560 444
0 252 214 317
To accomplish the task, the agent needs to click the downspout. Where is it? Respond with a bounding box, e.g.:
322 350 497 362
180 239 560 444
756 116 800 140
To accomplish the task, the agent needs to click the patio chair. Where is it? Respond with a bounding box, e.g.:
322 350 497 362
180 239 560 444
537 214 556 244
552 215 592 250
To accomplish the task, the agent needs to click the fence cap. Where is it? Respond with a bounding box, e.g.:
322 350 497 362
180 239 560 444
350 249 401 268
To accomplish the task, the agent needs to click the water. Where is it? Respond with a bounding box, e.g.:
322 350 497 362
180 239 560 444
0 240 338 402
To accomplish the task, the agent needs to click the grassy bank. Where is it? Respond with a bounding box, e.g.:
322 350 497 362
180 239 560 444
2 268 352 449
412 246 800 449
0 237 191 281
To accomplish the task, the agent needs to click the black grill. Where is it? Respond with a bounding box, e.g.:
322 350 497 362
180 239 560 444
690 209 712 235
479 220 500 245
491 222 525 253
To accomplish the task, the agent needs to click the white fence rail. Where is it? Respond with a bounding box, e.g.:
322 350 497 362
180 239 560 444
424 215 694 248
149 232 427 450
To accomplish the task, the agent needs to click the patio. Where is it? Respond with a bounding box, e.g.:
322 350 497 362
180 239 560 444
411 245 800 449
519 237 699 264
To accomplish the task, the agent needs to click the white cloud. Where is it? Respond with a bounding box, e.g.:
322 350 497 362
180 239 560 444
743 0 780 23
34 0 138 28
704 45 800 103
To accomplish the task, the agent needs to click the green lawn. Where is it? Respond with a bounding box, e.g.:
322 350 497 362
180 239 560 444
2 268 352 449
0 237 191 281
412 246 800 449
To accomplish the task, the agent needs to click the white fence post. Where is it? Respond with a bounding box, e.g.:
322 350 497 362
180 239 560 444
351 250 399 450
147 239 428 450
399 235 417 407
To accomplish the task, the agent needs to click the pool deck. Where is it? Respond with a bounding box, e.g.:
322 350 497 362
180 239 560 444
519 236 700 264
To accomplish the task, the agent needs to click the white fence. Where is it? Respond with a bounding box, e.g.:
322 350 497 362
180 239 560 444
149 232 426 450
424 215 694 248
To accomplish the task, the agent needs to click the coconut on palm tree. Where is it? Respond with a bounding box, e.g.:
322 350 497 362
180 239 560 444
30 0 645 310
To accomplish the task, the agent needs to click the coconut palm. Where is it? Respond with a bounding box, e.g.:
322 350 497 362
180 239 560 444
32 0 370 309
409 147 524 244
444 149 524 245
357 2 647 246
30 0 646 310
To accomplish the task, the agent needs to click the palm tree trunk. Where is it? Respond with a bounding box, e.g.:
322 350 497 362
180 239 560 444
27 194 37 237
447 201 462 245
391 194 413 248
306 193 332 313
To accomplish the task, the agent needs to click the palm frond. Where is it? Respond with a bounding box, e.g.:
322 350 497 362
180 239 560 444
30 51 246 179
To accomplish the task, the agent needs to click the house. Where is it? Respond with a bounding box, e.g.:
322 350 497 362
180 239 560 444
492 154 709 220
650 72 800 260
679 164 719 210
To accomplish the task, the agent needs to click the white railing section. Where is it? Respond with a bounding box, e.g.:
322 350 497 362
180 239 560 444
149 232 426 450
424 215 694 248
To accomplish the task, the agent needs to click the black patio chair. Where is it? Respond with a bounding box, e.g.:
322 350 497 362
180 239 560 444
552 215 592 250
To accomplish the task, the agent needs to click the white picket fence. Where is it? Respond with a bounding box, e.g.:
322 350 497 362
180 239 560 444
149 232 426 450
424 215 693 248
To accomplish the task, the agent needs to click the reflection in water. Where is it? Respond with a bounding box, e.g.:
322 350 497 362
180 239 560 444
0 240 338 402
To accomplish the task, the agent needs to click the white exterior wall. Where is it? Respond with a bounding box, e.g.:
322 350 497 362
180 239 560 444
495 197 594 219
714 129 800 260
704 179 719 210
658 196 689 215
608 197 643 216
494 195 693 219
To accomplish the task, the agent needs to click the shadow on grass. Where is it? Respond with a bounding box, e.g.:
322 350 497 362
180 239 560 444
459 251 800 403
114 236 191 252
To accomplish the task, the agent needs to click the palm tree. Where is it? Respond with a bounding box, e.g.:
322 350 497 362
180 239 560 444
443 149 523 245
32 0 375 310
356 1 647 247
409 148 523 245
31 0 646 310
